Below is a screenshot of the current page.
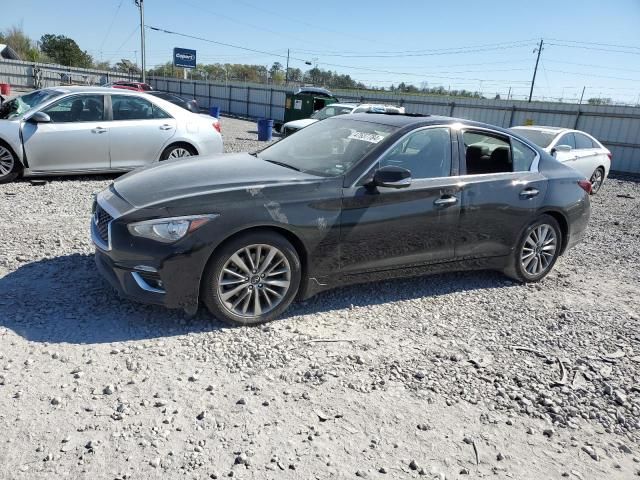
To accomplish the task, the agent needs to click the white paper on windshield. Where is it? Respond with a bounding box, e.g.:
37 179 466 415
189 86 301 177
347 131 385 144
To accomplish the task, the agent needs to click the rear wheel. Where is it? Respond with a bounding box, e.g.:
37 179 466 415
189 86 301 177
201 231 301 326
505 215 562 283
589 167 605 194
0 143 22 184
160 143 196 160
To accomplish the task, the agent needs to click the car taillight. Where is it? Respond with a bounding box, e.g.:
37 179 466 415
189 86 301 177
213 122 221 134
607 152 612 161
577 180 592 194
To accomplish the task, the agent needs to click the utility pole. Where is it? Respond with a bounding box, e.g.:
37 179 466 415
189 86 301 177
135 0 146 83
285 48 290 85
528 39 543 103
579 86 586 105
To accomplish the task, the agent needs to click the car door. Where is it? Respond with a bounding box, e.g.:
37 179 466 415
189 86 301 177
340 126 461 274
456 129 546 258
21 94 110 172
107 94 177 169
573 132 600 178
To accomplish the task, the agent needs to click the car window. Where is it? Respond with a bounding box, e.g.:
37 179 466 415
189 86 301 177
257 117 398 177
0 89 64 120
463 131 513 174
511 138 537 172
575 133 595 149
556 133 575 149
380 127 451 179
510 128 556 148
111 95 171 120
41 95 105 123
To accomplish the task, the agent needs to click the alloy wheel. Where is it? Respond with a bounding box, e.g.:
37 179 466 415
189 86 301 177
0 146 14 177
520 224 557 276
217 244 291 318
168 147 192 159
590 169 604 194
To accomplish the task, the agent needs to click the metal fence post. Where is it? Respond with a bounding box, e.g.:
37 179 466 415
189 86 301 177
246 86 251 117
269 88 273 119
508 105 517 127
449 102 456 117
228 84 232 114
574 109 582 129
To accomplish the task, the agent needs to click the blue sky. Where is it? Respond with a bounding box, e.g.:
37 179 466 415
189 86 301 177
5 0 640 103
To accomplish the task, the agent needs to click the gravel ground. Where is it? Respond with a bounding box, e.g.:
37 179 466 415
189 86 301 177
0 116 639 479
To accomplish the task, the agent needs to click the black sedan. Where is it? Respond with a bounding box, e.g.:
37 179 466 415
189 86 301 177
92 113 591 325
147 91 200 113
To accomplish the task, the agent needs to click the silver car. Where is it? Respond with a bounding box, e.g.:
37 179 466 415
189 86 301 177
0 86 223 183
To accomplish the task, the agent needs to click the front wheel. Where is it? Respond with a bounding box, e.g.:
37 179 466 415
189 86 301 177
505 215 562 283
201 231 301 326
0 143 22 184
589 167 605 195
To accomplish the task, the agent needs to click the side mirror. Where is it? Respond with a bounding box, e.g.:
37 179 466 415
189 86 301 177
372 166 412 189
27 112 51 124
554 144 572 153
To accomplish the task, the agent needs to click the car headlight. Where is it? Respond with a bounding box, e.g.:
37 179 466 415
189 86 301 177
128 214 219 243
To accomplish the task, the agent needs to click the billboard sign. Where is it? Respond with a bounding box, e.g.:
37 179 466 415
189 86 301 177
173 48 196 69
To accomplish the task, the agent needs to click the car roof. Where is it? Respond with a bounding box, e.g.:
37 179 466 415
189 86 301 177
43 85 143 95
511 125 569 134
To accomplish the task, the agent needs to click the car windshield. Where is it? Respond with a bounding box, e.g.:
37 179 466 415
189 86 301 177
311 105 354 120
0 89 63 120
257 118 398 177
511 128 557 148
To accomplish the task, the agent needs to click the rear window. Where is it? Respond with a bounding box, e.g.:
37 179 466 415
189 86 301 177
511 129 556 148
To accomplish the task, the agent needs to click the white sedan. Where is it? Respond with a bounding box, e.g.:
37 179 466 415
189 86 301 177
0 86 223 183
281 103 405 136
511 126 610 194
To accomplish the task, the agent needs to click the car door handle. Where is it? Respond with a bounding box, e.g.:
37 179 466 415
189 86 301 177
159 124 174 130
91 127 107 134
519 188 540 198
434 195 458 207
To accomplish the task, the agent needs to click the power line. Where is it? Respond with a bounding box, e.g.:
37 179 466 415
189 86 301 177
545 69 640 83
546 38 640 51
291 41 537 58
147 25 532 83
98 0 124 55
107 25 140 62
546 42 640 55
544 59 640 74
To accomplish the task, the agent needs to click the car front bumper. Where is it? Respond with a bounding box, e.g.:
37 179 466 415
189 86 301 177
91 190 214 312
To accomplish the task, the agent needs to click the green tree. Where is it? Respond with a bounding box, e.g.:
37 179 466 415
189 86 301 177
39 34 93 68
587 97 612 106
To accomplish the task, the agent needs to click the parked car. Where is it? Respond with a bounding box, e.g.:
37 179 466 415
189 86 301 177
0 86 223 183
92 113 591 326
510 126 610 194
105 81 154 92
148 91 200 113
281 103 405 136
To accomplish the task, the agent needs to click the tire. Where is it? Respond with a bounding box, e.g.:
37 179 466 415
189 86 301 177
160 143 197 161
504 214 562 283
0 142 22 184
589 167 605 195
201 231 302 326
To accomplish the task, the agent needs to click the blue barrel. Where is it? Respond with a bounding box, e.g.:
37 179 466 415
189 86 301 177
209 106 220 118
257 118 274 141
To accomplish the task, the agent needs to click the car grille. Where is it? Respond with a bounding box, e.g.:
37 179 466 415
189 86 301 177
94 204 113 246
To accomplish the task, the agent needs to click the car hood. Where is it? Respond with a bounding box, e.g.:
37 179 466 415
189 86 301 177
284 118 318 130
113 153 319 209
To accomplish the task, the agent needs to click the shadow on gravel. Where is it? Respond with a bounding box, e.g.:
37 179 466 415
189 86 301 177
0 253 223 345
285 269 516 319
0 253 516 345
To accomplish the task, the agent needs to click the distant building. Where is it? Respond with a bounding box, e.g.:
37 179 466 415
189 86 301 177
0 44 21 60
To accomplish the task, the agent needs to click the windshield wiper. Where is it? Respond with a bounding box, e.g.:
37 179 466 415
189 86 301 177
263 159 302 172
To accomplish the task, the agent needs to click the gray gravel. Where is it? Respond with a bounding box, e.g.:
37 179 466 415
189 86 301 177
0 116 638 479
